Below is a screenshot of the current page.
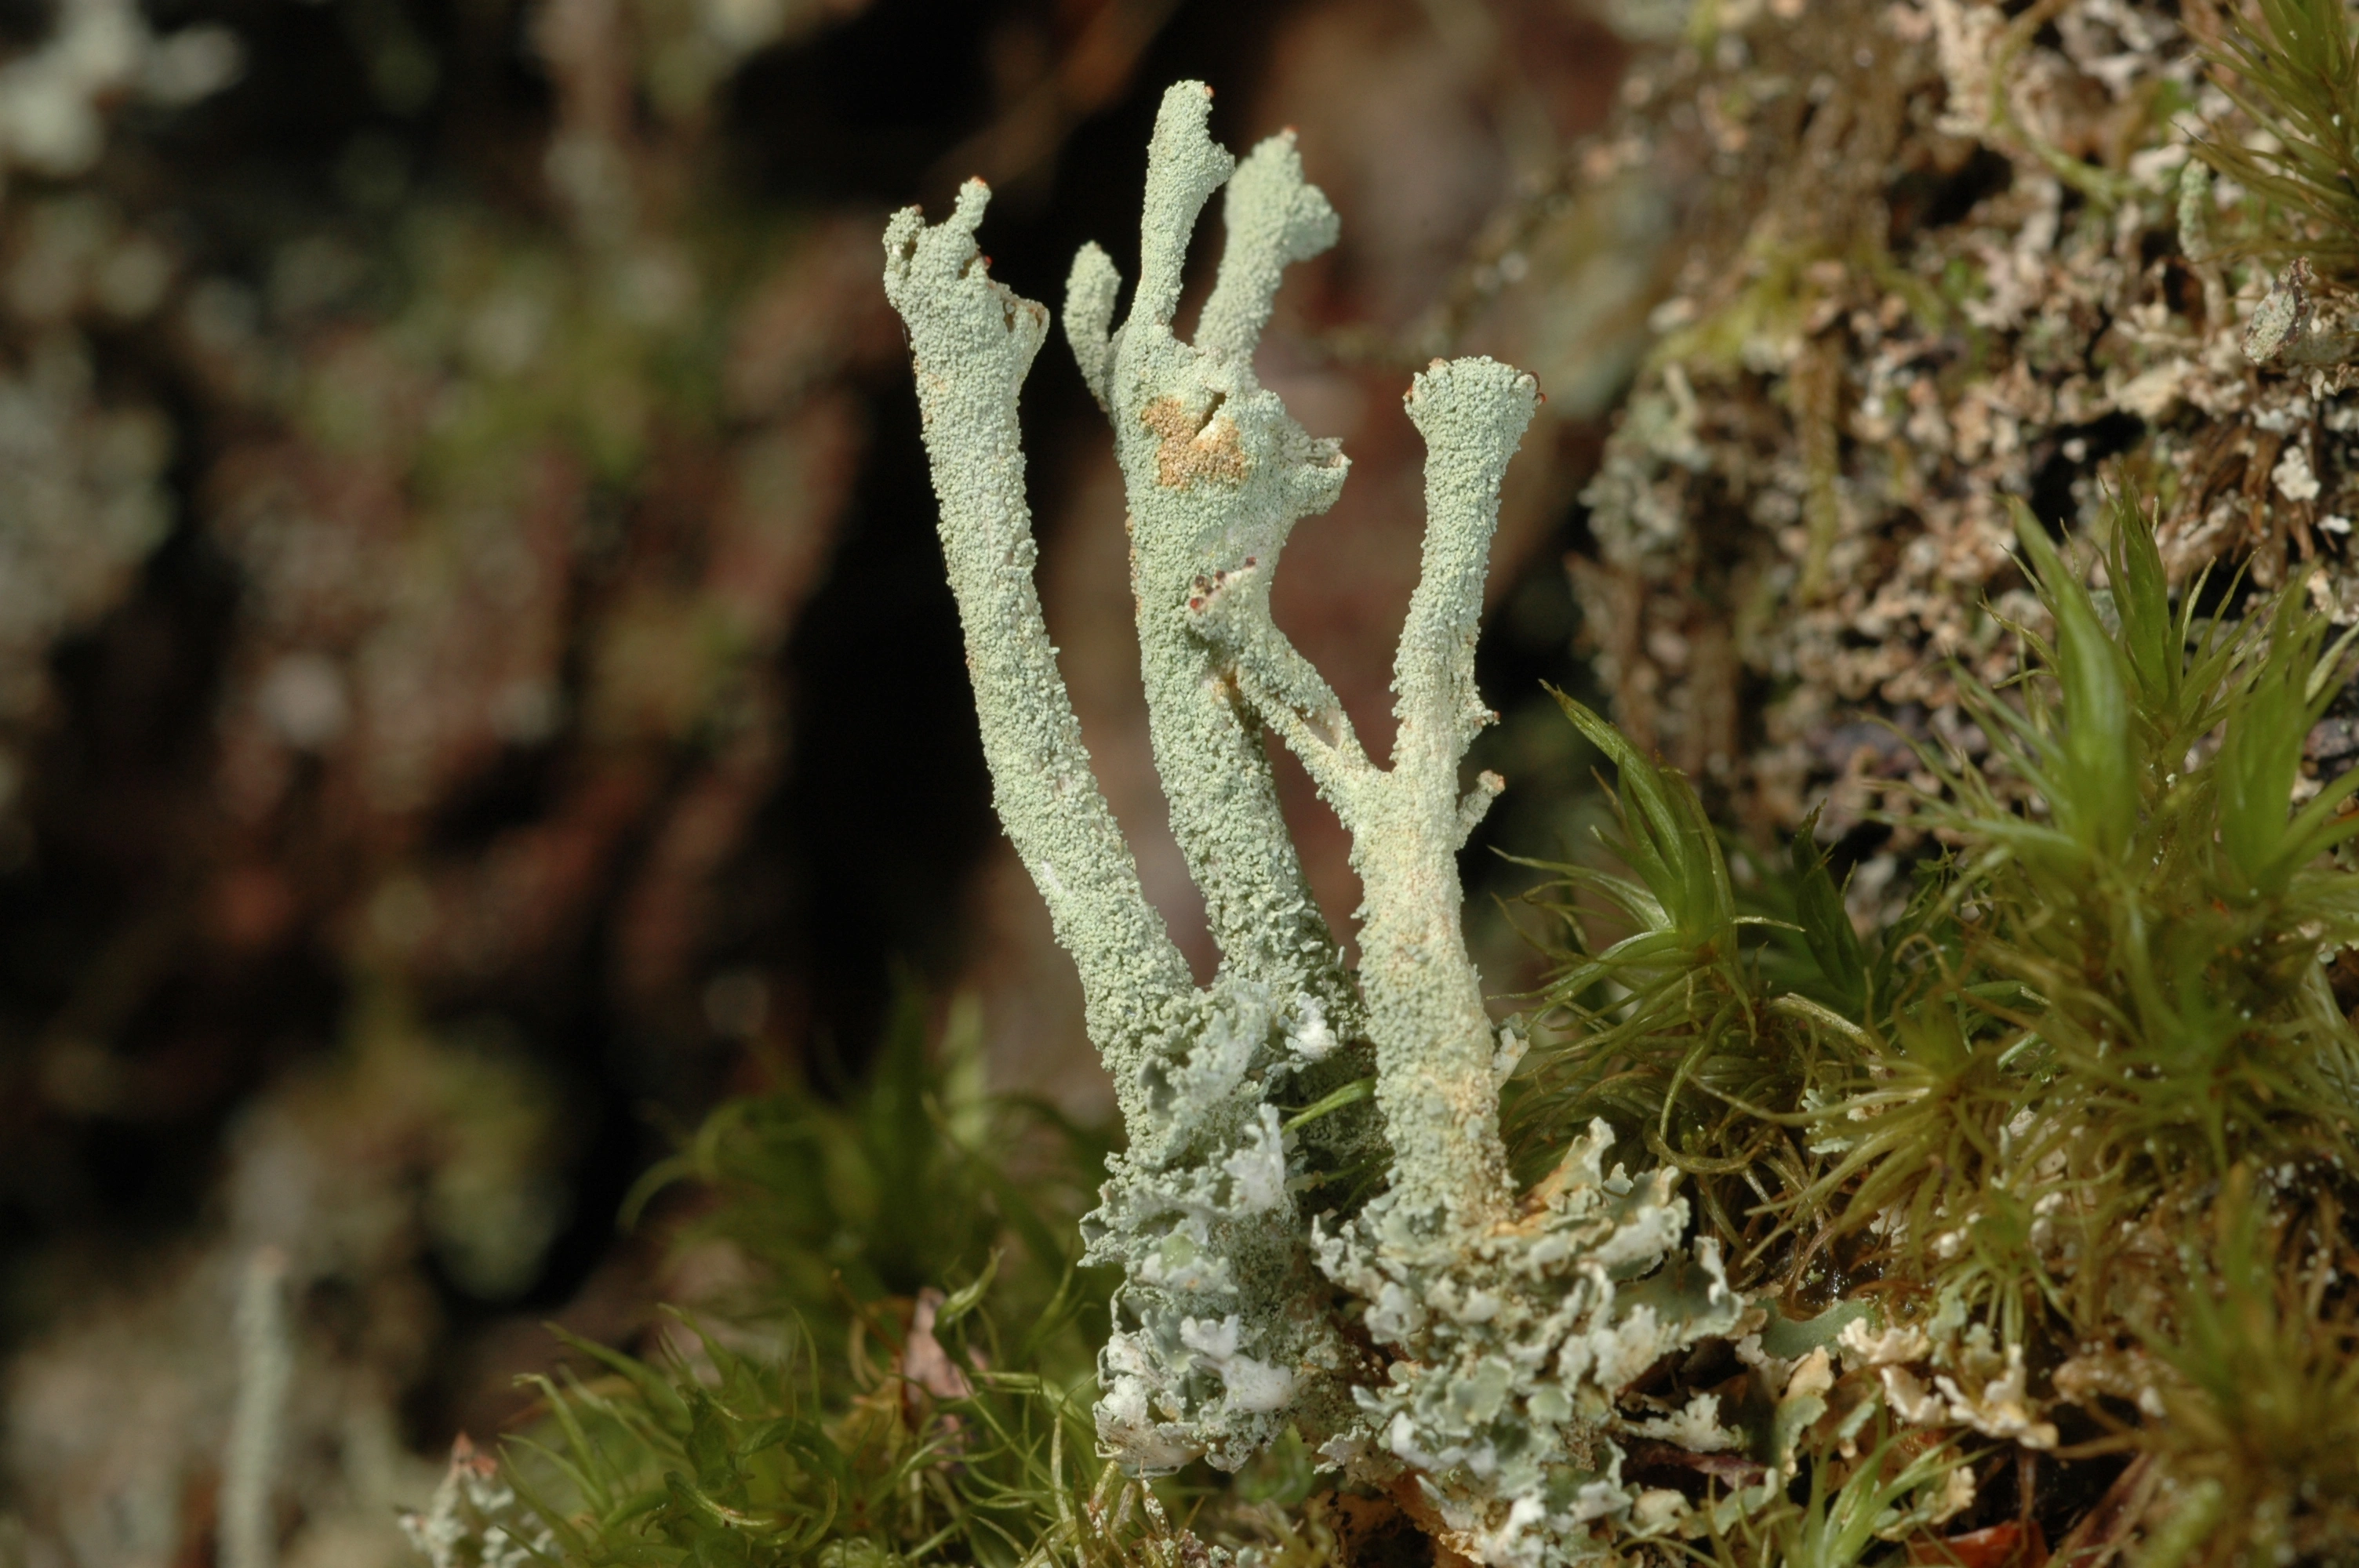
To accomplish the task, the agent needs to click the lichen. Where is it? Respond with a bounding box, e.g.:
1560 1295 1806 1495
885 79 1750 1560
1558 0 2359 876
1312 1120 1741 1565
398 1439 556 1568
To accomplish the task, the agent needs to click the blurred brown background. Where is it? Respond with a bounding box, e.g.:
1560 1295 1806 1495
0 0 1654 1559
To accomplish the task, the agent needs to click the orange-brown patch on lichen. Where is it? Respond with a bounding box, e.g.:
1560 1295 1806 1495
1141 396 1249 489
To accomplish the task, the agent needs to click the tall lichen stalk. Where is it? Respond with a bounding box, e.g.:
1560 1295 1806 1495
885 81 1743 1565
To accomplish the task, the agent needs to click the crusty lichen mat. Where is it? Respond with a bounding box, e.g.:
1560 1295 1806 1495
881 82 1748 1564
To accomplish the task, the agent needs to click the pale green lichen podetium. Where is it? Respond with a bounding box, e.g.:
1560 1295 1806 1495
1066 85 1365 1047
886 82 1745 1565
881 180 1194 1093
885 165 1361 1480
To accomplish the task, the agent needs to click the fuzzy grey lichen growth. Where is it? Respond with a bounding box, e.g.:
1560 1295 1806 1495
1083 971 1365 1473
885 81 1746 1560
1065 85 1364 1033
1314 1123 1741 1563
885 164 1355 1477
1188 351 1536 1225
398 1439 554 1568
882 180 1195 1097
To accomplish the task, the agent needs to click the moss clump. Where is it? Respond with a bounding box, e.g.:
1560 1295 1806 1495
422 1001 1149 1568
1510 496 2359 1557
618 995 1113 1374
2193 0 2359 281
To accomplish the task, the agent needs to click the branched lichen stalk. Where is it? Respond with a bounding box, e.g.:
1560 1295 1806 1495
1192 358 1536 1225
887 162 1358 1481
1351 360 1536 1225
882 183 1195 1102
885 85 1748 1562
1067 85 1364 1036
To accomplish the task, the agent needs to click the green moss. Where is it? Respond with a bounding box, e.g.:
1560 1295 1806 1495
620 991 1114 1375
2132 1171 2359 1562
506 1308 1120 1568
471 994 1143 1568
1509 488 2359 1555
2194 0 2359 278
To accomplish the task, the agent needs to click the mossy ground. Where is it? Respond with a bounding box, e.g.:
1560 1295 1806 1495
433 489 2359 1566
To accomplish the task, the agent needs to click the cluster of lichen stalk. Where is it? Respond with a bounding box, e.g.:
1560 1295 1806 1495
884 82 1747 1564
